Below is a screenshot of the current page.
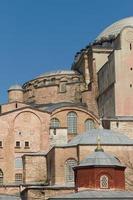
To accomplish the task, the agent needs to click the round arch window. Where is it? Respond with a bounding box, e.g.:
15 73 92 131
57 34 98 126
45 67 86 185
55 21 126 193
85 119 95 131
50 118 60 128
67 112 77 134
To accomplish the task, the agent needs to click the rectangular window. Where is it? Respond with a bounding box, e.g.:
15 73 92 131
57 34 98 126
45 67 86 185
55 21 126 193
25 141 30 149
15 141 20 148
0 170 3 185
0 141 3 148
59 82 66 93
15 157 23 169
15 173 22 184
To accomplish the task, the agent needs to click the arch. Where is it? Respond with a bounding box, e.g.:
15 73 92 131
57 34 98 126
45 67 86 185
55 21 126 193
51 107 99 124
43 79 47 84
50 118 60 128
67 112 77 134
0 169 3 184
13 110 42 125
65 158 77 183
85 119 95 131
13 110 43 152
51 77 56 84
100 175 109 189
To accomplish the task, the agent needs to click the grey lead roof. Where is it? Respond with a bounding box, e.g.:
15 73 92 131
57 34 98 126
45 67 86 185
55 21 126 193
66 129 133 146
103 116 133 121
0 195 20 200
34 102 87 113
49 190 133 199
96 16 133 40
78 151 125 167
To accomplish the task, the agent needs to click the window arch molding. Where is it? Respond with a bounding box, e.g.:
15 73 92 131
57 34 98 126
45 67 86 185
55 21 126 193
67 111 77 134
50 118 60 128
65 158 77 183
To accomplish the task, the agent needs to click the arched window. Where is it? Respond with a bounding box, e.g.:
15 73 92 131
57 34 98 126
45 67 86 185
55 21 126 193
0 170 3 185
100 175 109 189
51 78 56 84
85 119 95 131
65 159 77 182
50 118 60 128
67 112 77 134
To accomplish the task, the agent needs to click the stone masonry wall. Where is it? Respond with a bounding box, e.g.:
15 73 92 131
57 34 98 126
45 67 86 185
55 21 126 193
23 155 47 184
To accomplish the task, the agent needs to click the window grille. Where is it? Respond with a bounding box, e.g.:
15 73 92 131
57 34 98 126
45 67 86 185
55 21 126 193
15 173 22 184
67 112 77 134
0 170 3 184
65 159 77 182
100 175 109 189
50 118 60 128
85 119 95 131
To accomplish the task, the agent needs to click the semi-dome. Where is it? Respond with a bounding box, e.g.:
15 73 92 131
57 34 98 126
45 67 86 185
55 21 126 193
8 84 23 91
78 150 125 167
66 129 133 146
37 70 79 78
96 16 133 41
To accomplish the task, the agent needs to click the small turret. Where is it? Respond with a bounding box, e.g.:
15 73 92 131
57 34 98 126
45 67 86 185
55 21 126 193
8 84 24 103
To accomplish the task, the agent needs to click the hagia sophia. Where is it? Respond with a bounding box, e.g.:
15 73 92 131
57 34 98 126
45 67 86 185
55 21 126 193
0 17 133 199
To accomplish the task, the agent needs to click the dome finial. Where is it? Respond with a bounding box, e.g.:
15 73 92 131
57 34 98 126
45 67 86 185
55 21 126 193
95 135 104 152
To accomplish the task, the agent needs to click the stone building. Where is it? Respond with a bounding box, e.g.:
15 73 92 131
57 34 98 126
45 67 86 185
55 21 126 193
49 143 133 200
0 16 132 199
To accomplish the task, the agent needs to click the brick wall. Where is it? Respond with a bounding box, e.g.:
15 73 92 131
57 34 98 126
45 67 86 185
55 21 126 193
75 167 125 191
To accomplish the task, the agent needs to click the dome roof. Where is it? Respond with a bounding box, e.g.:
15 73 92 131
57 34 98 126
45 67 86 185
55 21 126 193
37 70 79 78
78 151 125 167
66 129 133 146
8 84 23 91
96 16 133 40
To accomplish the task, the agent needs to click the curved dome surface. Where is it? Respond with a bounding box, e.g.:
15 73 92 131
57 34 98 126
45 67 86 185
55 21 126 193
78 151 124 167
67 129 133 146
37 70 78 78
8 84 23 91
96 16 133 40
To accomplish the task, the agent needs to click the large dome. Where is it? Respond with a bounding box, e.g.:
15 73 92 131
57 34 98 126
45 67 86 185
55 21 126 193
96 16 133 40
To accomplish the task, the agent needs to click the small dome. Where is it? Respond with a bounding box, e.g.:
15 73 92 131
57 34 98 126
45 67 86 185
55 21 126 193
67 129 133 146
8 84 23 91
96 16 133 40
78 151 125 167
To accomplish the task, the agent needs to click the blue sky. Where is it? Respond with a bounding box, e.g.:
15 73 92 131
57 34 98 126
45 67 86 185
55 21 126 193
0 0 133 103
